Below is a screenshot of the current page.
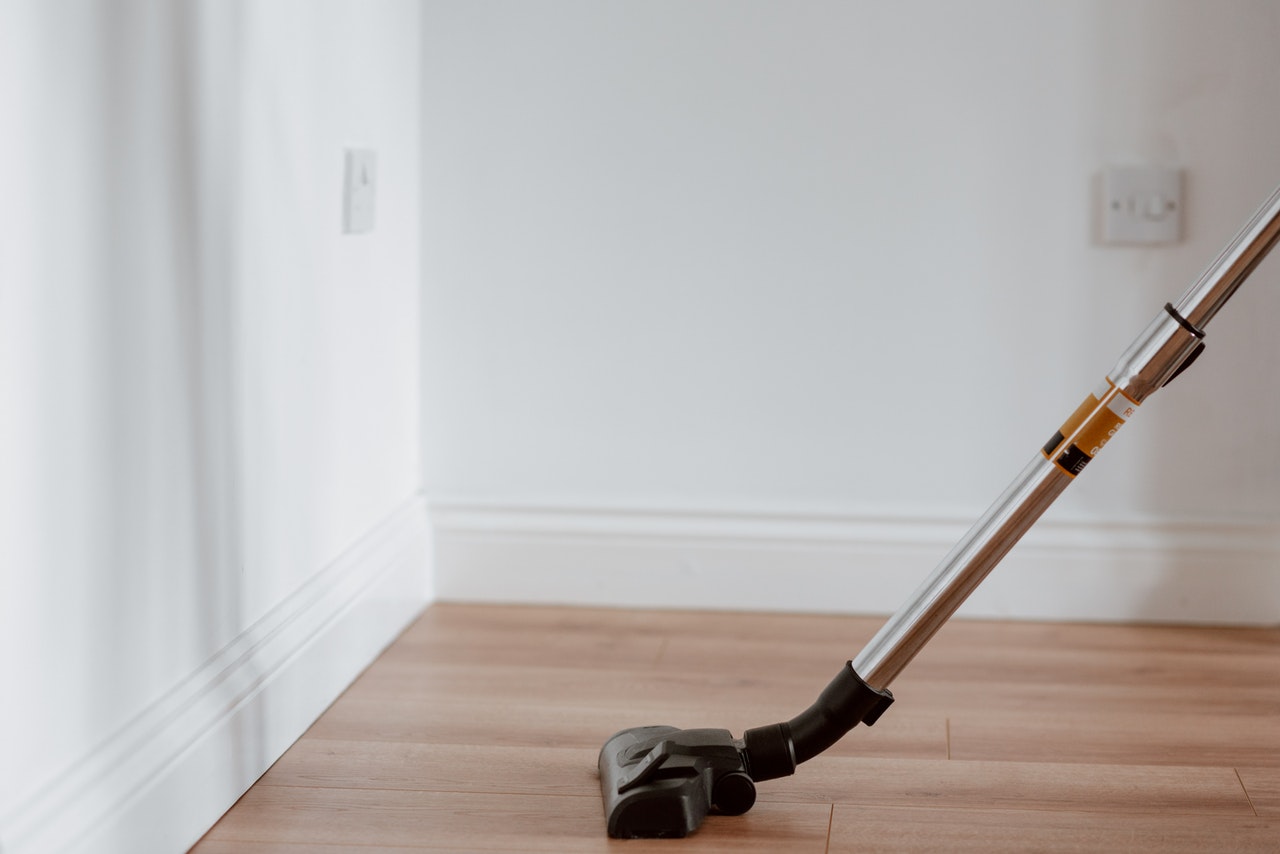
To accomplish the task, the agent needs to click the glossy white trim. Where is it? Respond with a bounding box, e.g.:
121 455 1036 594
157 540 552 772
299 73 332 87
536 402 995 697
2 499 430 854
432 499 1280 626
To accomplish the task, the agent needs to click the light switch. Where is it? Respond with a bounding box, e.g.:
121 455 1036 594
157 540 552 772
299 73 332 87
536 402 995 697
344 149 377 234
1101 166 1182 245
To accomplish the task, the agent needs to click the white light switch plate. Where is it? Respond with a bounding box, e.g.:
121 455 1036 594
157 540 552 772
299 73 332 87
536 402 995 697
344 148 377 234
1101 166 1182 245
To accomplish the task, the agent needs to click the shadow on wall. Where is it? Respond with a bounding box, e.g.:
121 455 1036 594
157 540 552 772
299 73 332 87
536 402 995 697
90 0 268 791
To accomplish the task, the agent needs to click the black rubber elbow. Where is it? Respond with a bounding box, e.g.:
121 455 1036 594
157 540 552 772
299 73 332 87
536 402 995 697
741 661 894 781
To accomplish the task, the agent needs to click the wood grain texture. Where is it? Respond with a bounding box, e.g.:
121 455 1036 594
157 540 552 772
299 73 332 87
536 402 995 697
191 604 1280 852
828 804 1280 853
198 788 831 852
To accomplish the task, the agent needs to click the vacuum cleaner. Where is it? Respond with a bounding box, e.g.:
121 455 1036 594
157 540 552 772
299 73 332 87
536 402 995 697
597 183 1280 838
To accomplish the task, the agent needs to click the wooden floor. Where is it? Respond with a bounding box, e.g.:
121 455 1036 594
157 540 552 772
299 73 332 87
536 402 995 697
192 604 1280 852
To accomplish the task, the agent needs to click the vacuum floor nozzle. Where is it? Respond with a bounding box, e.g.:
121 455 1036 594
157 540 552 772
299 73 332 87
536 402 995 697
597 664 893 837
597 725 756 838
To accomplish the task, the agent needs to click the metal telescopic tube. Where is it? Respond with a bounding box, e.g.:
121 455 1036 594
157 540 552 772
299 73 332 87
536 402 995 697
852 184 1280 693
1174 184 1280 330
851 456 1071 690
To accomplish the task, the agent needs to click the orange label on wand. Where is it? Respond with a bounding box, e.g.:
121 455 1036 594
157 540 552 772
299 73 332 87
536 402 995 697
1041 380 1138 477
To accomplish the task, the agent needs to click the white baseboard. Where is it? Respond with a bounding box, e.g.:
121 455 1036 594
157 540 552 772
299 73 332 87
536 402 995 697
431 500 1280 625
2 498 431 854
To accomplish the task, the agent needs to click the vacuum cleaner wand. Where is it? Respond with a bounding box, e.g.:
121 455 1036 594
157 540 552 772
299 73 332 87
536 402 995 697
598 184 1280 838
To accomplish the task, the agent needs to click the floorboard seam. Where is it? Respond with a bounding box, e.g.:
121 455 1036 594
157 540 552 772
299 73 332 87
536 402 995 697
1234 768 1260 817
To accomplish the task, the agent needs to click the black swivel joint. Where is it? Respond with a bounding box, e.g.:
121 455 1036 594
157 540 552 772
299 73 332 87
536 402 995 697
742 661 894 781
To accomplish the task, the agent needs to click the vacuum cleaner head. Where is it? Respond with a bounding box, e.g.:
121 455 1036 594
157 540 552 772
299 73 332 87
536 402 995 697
597 663 894 838
597 726 756 838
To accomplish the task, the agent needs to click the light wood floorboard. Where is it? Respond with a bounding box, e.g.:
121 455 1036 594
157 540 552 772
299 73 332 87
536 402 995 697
192 604 1280 852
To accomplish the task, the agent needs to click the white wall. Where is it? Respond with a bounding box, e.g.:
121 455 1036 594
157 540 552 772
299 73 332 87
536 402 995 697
0 2 427 852
422 1 1280 621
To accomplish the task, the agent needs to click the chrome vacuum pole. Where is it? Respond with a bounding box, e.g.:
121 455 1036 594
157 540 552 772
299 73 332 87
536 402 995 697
852 184 1280 692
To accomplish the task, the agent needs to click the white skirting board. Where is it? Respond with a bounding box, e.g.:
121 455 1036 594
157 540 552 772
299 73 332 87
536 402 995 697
2 498 431 854
431 501 1280 626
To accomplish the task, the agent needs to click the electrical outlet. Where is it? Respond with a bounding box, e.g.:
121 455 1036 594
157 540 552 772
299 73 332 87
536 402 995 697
1101 166 1182 245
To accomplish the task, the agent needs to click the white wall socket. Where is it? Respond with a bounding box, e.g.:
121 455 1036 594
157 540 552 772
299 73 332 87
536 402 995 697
344 148 377 234
1101 166 1182 245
